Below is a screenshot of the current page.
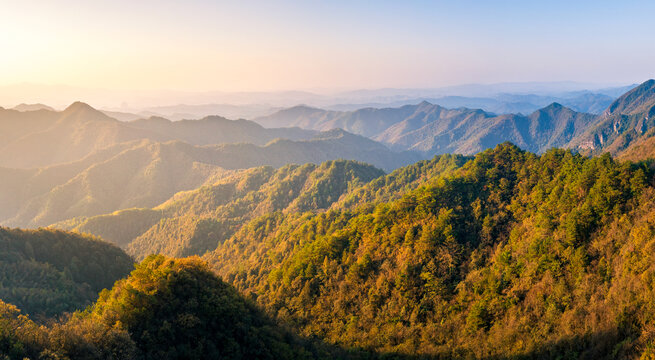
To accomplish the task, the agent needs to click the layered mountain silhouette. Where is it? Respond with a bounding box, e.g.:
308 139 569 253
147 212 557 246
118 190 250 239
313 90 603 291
6 81 655 359
11 103 56 112
0 102 315 168
55 160 386 258
255 104 422 138
256 80 655 157
0 102 167 168
3 79 655 233
0 131 418 228
381 102 597 154
257 100 598 155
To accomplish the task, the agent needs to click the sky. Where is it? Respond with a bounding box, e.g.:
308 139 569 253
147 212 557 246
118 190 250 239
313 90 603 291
0 0 654 92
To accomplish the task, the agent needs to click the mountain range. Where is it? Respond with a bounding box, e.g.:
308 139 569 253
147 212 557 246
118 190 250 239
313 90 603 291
2 79 655 238
6 80 655 359
0 130 418 228
255 100 595 155
0 102 317 169
55 160 386 259
256 79 655 157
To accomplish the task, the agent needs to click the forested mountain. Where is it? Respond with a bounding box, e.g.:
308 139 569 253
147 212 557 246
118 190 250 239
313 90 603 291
5 142 655 358
6 81 655 359
332 153 469 210
196 143 655 358
0 227 133 317
0 255 357 360
55 160 386 259
36 142 655 358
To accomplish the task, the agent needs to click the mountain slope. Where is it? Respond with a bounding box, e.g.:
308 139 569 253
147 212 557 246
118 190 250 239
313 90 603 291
333 153 469 210
7 143 655 358
4 140 228 228
203 143 654 358
255 103 433 138
0 226 133 317
127 115 315 145
0 141 144 223
375 102 596 155
0 107 59 145
605 79 655 116
571 79 655 155
1 130 415 228
56 160 385 258
1 255 356 360
257 100 602 156
374 102 491 149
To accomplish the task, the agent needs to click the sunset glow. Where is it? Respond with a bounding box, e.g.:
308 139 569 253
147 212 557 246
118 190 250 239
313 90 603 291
1 0 653 93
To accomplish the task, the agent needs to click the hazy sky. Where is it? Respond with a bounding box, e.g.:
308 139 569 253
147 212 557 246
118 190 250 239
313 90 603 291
1 0 653 92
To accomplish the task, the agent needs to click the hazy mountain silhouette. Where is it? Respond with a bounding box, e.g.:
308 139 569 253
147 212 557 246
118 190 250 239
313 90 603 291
0 102 314 168
128 115 314 145
56 160 385 258
1 131 418 228
11 103 56 112
0 102 167 168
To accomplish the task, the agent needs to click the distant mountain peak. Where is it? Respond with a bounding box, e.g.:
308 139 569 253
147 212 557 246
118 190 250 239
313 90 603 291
285 104 322 111
63 101 99 114
54 101 118 126
536 102 573 114
547 102 563 109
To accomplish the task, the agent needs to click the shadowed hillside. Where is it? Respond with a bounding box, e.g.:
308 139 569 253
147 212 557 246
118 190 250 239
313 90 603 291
0 226 133 317
0 255 374 360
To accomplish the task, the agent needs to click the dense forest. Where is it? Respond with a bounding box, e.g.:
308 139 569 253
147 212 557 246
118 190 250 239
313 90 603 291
0 255 370 360
0 227 133 317
205 143 655 358
5 143 655 359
